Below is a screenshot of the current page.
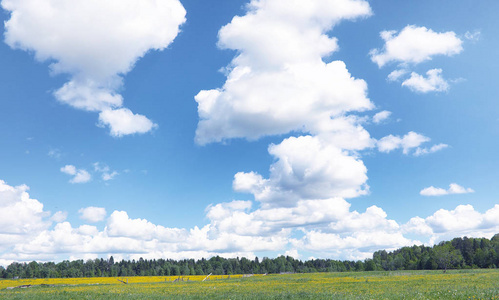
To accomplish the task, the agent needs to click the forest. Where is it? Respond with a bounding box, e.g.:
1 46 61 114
1 234 498 279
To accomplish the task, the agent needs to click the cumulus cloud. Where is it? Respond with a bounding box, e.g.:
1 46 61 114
0 178 409 263
370 25 463 93
370 25 463 67
1 0 185 136
377 132 447 156
404 204 499 244
2 179 499 265
60 165 91 184
51 211 68 223
0 180 52 261
0 180 49 236
403 205 499 244
293 231 415 260
79 207 107 223
372 110 391 124
401 69 449 93
195 0 373 144
234 135 369 207
420 183 474 196
0 0 470 265
377 132 426 154
98 108 158 138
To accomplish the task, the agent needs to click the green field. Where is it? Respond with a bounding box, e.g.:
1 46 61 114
1 269 498 299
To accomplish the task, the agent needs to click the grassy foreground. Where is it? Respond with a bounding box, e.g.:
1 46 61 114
1 270 498 299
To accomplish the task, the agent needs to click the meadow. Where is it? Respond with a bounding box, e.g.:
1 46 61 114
0 269 498 299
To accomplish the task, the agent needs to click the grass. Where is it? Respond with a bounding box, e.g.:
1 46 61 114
1 269 498 299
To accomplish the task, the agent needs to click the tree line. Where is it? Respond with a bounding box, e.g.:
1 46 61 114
1 234 498 279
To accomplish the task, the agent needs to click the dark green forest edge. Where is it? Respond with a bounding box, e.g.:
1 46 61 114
2 234 499 279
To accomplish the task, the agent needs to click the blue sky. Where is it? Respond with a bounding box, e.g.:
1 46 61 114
1 0 498 265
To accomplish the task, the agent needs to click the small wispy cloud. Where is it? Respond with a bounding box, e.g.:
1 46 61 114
48 149 62 159
414 143 449 156
464 30 481 42
372 110 392 124
93 162 119 181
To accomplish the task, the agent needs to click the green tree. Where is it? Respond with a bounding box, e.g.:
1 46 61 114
434 243 463 272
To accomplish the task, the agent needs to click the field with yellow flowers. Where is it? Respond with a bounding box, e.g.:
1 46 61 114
1 270 498 299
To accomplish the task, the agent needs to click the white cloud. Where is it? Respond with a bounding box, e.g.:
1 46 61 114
79 207 107 223
370 25 463 93
420 183 475 196
60 165 77 176
401 69 449 93
98 108 158 137
292 230 414 260
414 143 449 156
70 170 91 184
0 180 52 259
93 162 119 181
51 211 68 223
234 135 369 207
327 205 399 233
377 131 434 155
372 110 391 124
0 180 50 236
93 163 109 173
48 149 62 159
426 205 483 233
0 179 410 263
102 172 119 181
284 249 300 259
402 217 433 236
370 25 463 67
387 69 408 82
0 1 477 265
464 30 481 42
2 0 185 136
195 0 373 144
60 165 91 184
403 204 499 245
2 178 498 265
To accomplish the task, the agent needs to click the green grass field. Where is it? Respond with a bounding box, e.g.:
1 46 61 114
1 269 498 299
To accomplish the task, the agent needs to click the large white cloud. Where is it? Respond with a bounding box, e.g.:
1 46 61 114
2 0 186 136
403 205 499 244
2 179 499 265
0 180 64 264
0 181 49 236
292 230 415 260
370 25 463 67
195 0 373 144
0 0 471 266
234 135 369 207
